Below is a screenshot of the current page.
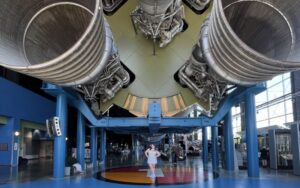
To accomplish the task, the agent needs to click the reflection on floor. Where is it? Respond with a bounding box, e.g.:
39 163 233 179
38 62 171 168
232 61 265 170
0 158 53 185
1 155 300 188
98 165 214 185
1 170 300 188
102 153 217 185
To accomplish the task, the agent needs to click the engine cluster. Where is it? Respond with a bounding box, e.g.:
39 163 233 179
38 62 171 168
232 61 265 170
131 0 185 47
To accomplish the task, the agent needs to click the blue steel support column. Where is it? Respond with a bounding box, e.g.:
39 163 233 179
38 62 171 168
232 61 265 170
245 92 259 177
202 127 208 169
132 134 139 160
100 128 106 166
131 134 135 152
11 118 20 166
131 134 135 159
211 126 218 173
54 93 68 178
216 127 219 168
76 112 85 170
224 110 235 171
169 134 173 145
91 127 98 169
291 123 300 175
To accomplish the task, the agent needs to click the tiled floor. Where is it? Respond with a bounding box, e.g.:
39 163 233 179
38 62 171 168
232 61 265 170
1 167 300 188
98 165 215 185
1 155 300 188
0 159 53 184
101 0 211 111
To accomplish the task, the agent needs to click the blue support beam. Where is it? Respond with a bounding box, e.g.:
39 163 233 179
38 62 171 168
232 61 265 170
42 83 265 128
11 118 20 166
77 112 85 170
42 81 266 179
148 102 161 133
168 134 173 145
87 117 213 128
91 128 98 169
212 84 265 124
53 93 68 178
224 110 235 171
131 134 136 158
216 129 219 168
42 83 266 131
131 134 140 160
245 92 259 177
100 128 106 169
131 134 135 152
202 127 208 170
211 126 218 173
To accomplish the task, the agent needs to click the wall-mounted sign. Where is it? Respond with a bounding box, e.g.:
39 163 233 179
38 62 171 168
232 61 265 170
0 143 8 151
13 143 18 151
46 117 61 137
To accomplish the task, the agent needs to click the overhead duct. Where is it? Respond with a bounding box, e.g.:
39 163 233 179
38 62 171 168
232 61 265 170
131 0 185 48
179 0 300 111
0 0 130 115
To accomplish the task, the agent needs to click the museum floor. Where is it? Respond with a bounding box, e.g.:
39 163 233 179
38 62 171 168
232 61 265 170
1 155 300 188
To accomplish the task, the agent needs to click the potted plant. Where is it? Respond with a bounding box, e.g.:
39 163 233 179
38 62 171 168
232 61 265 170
65 156 77 176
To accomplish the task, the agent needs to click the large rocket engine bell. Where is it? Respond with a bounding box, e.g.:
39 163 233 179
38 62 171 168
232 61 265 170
0 0 130 115
179 0 300 111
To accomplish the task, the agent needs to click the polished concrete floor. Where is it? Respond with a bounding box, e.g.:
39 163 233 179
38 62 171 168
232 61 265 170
0 159 53 184
1 154 300 188
2 175 300 188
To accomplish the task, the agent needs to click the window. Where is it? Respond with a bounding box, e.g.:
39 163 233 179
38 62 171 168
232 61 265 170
283 72 290 79
268 103 285 118
232 73 293 135
257 120 269 128
286 114 294 123
283 79 291 94
256 91 267 106
256 108 268 121
267 82 284 101
269 116 286 127
285 99 293 114
232 105 241 115
267 74 283 87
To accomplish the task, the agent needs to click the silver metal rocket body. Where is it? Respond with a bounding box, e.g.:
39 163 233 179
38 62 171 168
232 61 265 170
0 0 130 115
131 0 185 47
179 0 300 111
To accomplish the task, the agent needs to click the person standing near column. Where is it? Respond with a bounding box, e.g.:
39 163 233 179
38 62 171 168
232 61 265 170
145 144 161 179
260 147 268 168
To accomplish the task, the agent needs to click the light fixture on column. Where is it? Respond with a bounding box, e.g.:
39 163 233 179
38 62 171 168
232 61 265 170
14 131 20 137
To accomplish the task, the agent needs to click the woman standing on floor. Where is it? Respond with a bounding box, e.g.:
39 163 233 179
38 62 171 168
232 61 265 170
145 144 161 178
